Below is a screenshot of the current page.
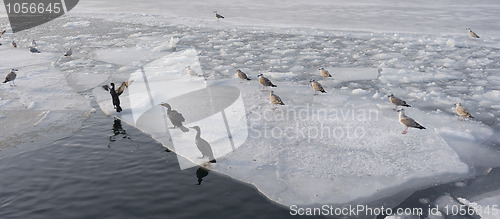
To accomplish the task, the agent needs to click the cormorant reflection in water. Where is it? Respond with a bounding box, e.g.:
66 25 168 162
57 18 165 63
108 118 130 147
196 166 209 185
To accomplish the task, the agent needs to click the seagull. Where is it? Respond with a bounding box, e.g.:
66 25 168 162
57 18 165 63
3 69 18 86
169 36 180 50
319 67 332 78
237 69 251 82
455 102 474 120
63 48 72 57
270 91 285 109
388 94 411 111
160 103 189 132
102 81 132 113
214 11 224 20
190 126 216 163
186 66 198 77
257 74 277 91
10 41 17 48
29 46 40 53
467 28 480 38
310 80 326 95
397 109 426 134
31 40 37 47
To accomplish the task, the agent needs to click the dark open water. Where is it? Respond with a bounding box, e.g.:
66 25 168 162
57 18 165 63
0 108 317 219
1 106 499 219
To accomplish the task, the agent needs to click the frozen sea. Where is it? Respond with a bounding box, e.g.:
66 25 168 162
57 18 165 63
1 0 500 218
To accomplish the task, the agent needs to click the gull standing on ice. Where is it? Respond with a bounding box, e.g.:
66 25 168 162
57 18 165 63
257 74 277 91
270 91 285 109
455 102 474 120
310 80 326 95
64 48 72 57
467 28 480 38
388 94 411 111
10 40 17 48
397 109 426 134
3 69 18 86
190 126 216 163
169 36 180 50
237 69 251 82
160 103 189 132
108 83 122 112
319 67 332 78
214 11 224 20
186 66 198 77
29 46 40 54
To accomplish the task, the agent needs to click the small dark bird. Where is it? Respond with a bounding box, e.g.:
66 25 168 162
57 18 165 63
257 73 277 91
160 103 189 132
196 166 209 185
102 81 131 96
3 69 18 86
237 69 251 82
102 81 132 112
190 126 216 163
388 94 411 111
214 11 224 20
110 83 122 112
10 41 17 48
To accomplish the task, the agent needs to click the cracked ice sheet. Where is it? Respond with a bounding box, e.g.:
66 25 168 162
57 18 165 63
94 57 483 206
93 49 494 206
214 81 484 206
0 47 92 156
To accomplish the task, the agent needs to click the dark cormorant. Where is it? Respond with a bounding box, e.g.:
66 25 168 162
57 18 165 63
103 81 132 113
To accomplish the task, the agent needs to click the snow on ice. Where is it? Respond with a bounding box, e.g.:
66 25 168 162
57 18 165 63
1 0 500 210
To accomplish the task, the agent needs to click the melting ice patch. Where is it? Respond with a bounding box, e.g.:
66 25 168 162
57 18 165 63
0 46 92 154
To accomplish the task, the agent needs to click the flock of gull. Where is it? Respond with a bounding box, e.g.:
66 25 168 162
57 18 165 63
1 28 73 88
1 12 482 159
235 64 476 134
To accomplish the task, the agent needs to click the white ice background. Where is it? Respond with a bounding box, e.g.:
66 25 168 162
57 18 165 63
1 0 500 211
